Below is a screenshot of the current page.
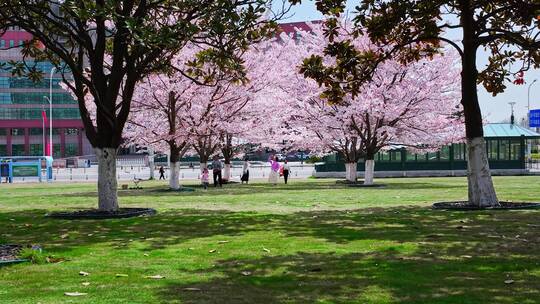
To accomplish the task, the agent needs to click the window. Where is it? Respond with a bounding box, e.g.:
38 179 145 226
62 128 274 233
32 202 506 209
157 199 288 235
499 140 510 160
11 128 25 136
65 143 78 157
0 108 80 120
440 146 450 161
52 144 61 158
65 128 79 135
29 144 43 156
0 145 6 156
453 144 465 160
389 150 402 162
510 139 521 161
487 140 498 160
406 151 417 162
0 128 6 136
9 40 14 48
0 40 5 49
427 152 439 162
12 144 25 156
9 92 76 104
30 128 43 135
378 152 390 162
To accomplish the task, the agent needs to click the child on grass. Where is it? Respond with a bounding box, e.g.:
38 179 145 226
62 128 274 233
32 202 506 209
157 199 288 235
201 167 209 190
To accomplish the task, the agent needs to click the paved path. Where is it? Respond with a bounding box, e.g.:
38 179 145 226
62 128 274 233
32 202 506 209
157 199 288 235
3 162 315 183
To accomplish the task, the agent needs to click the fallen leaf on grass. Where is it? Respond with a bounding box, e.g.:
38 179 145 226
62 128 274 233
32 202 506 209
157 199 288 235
46 256 66 264
143 253 149 257
208 249 216 253
79 271 90 276
60 234 69 239
262 247 271 253
145 275 164 279
64 292 87 297
183 288 201 291
116 274 128 277
461 255 473 259
504 280 515 284
217 240 230 244
81 282 90 286
241 271 252 276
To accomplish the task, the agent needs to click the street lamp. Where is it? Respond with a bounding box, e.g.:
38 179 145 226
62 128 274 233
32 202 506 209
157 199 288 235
43 66 55 157
509 101 516 125
528 79 538 113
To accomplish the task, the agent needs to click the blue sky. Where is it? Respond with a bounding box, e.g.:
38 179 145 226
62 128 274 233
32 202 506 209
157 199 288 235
274 0 540 123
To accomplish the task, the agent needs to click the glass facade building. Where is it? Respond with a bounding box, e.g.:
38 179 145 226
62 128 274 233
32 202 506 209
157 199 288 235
0 28 92 158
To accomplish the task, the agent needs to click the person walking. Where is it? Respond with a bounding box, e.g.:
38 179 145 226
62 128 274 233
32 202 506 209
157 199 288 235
268 155 279 185
211 155 223 187
201 167 210 190
282 159 290 184
158 166 165 180
241 157 250 184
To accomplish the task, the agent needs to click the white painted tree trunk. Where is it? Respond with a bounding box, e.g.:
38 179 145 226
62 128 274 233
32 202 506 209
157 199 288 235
364 159 375 185
169 162 180 190
223 163 231 181
200 162 208 175
148 147 155 180
345 162 358 182
467 137 499 207
95 147 119 212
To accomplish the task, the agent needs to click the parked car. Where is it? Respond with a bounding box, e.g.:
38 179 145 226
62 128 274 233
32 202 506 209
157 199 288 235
275 153 286 161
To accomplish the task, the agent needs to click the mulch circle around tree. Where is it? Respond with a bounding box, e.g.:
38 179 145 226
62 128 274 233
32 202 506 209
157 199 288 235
432 201 540 211
0 244 28 267
47 208 157 220
221 180 239 185
335 180 386 188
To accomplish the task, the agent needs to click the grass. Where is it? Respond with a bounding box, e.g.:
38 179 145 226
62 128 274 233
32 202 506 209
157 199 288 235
0 176 539 303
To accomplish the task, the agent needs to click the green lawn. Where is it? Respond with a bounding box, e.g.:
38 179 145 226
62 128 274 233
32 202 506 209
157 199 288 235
1 176 540 303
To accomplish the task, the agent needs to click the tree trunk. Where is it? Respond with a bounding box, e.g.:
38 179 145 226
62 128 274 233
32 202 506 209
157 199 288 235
95 147 119 212
364 159 375 185
345 162 357 182
169 162 180 190
467 137 498 206
223 163 231 181
148 147 155 180
461 6 499 207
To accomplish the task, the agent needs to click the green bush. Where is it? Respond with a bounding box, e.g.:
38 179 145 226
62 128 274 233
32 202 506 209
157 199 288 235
305 155 322 164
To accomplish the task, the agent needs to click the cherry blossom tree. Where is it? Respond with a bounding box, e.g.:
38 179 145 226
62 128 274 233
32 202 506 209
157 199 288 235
270 23 464 184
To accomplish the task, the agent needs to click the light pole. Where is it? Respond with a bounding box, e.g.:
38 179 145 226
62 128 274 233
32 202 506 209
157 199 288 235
528 79 538 113
42 105 46 156
43 67 55 157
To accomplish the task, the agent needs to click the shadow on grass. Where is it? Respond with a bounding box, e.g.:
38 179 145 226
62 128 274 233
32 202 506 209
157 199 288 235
48 179 466 199
1 206 540 303
1 206 539 255
156 250 540 304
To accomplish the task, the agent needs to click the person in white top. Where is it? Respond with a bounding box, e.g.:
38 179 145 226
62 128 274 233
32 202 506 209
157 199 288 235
241 158 250 184
282 159 291 184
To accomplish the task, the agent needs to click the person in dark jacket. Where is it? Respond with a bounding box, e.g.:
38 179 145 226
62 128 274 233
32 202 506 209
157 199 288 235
211 156 223 187
159 166 165 180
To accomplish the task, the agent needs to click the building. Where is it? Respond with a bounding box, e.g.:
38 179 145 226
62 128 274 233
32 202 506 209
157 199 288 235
0 27 92 158
315 123 540 177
